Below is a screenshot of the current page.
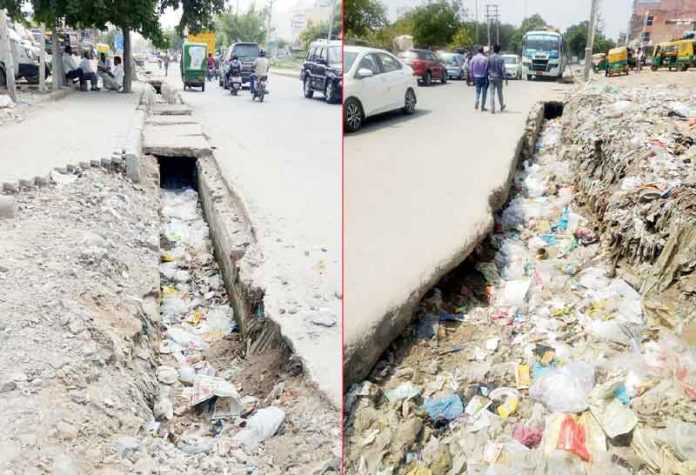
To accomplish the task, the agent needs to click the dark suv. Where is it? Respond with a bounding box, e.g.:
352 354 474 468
300 39 342 103
220 42 260 88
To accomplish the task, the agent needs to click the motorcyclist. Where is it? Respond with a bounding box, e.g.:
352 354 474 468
206 53 215 80
250 50 269 95
227 54 242 88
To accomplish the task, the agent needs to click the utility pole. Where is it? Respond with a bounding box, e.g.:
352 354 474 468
583 0 600 81
328 0 338 41
0 9 17 101
484 4 500 48
39 23 46 93
475 0 479 45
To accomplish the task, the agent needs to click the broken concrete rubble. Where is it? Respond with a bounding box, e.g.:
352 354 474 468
345 83 696 475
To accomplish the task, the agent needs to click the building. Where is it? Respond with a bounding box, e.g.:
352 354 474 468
279 0 334 48
629 0 696 47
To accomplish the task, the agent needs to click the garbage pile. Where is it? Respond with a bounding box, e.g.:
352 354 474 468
561 84 696 323
345 115 696 474
156 188 285 454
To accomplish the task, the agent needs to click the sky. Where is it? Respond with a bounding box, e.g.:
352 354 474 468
386 0 634 41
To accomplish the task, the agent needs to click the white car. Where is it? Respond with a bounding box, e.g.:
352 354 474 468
502 54 522 80
343 46 417 133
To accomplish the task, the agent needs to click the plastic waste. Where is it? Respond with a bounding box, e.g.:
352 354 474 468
512 424 542 448
498 280 531 307
530 362 595 413
233 407 285 451
422 394 464 424
190 375 240 406
556 415 591 461
384 382 421 403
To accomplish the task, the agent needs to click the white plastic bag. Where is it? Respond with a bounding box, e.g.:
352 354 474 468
233 407 285 451
530 362 595 413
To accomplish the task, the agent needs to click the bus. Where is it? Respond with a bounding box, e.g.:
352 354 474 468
521 30 566 80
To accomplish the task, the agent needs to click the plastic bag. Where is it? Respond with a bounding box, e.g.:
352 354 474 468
556 415 590 461
233 407 285 451
422 394 464 423
530 362 595 413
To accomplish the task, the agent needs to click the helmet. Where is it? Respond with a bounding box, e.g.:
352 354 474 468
259 50 266 57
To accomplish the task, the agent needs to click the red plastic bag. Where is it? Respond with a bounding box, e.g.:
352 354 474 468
556 415 591 461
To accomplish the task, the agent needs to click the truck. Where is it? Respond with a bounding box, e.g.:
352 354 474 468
186 31 216 56
521 30 566 80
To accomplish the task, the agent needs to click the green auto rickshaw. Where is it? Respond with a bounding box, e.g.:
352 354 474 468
181 42 207 91
651 41 679 70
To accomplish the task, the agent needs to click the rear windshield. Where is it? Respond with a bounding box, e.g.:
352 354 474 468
399 50 428 60
232 44 260 60
503 57 517 64
439 53 459 64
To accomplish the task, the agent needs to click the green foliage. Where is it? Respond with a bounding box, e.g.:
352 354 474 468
344 0 387 38
299 21 329 50
215 7 267 46
0 0 23 21
409 0 462 47
565 21 617 58
449 26 472 49
160 0 224 35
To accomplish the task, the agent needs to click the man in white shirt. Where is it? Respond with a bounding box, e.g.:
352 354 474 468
62 45 82 84
102 56 124 91
250 49 269 94
78 51 100 91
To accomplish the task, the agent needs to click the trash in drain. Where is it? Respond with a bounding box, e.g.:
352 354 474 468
156 186 285 452
344 94 696 474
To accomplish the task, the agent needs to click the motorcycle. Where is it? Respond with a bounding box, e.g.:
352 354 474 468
229 72 242 96
251 75 268 102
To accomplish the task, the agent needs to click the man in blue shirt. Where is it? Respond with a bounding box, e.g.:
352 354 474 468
469 47 489 111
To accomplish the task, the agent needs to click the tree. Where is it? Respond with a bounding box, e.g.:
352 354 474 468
565 20 616 59
449 26 472 50
215 7 266 46
345 0 387 39
510 14 547 54
409 0 462 47
0 0 23 20
299 21 329 50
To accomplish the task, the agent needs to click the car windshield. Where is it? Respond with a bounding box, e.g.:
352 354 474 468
233 44 259 60
439 54 457 64
503 57 517 64
524 35 559 52
327 46 341 66
344 51 358 70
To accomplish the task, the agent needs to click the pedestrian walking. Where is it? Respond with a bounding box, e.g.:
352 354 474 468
164 54 170 76
469 47 489 111
487 44 506 114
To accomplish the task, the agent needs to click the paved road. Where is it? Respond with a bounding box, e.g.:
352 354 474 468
0 85 142 185
180 73 342 406
344 77 571 385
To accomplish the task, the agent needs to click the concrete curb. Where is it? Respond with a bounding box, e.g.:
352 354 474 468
31 86 75 106
1 84 155 194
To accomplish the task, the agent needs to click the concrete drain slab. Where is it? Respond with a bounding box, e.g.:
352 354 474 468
151 104 192 116
143 124 211 158
146 115 198 126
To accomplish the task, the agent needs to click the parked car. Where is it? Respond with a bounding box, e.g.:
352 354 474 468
502 54 522 79
219 42 260 88
0 19 51 87
437 51 467 80
300 39 342 103
397 49 447 86
343 46 417 133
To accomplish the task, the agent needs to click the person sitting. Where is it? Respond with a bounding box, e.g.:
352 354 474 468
102 56 124 91
78 51 100 91
62 45 83 85
97 53 111 74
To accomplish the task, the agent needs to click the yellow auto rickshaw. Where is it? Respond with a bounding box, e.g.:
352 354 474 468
606 46 629 76
651 41 679 70
674 39 696 71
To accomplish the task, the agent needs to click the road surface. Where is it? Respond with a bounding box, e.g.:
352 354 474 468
344 77 571 386
179 72 342 405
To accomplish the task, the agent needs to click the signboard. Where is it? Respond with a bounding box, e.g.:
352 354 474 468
186 31 216 55
292 14 305 31
115 33 123 52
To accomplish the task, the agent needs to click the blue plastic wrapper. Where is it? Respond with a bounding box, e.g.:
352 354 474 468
422 394 464 423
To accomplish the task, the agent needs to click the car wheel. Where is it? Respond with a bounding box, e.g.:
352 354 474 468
304 77 314 98
325 81 336 103
441 71 447 84
403 88 416 115
423 72 432 86
344 98 364 133
526 74 532 80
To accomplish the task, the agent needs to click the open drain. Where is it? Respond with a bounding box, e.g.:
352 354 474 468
153 155 287 455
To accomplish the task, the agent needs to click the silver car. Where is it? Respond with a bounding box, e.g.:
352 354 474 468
502 54 522 80
437 52 467 80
